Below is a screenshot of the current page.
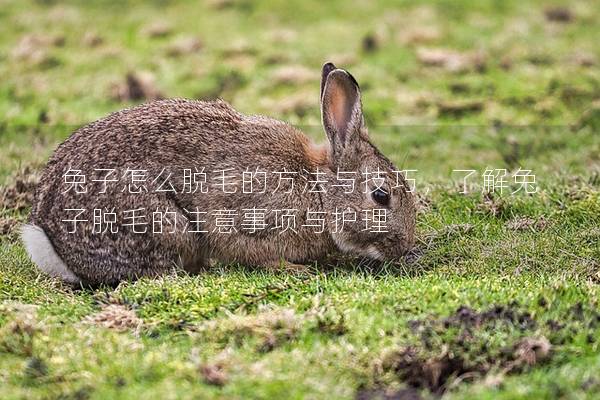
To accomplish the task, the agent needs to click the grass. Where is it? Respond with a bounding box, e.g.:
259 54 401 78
1 0 599 398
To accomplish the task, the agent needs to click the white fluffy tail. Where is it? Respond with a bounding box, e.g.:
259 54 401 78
21 224 81 285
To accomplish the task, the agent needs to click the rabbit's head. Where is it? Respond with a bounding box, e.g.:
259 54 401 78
320 62 416 261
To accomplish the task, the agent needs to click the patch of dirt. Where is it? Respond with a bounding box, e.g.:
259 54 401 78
189 347 233 386
438 304 536 331
534 97 557 117
525 51 554 66
82 31 103 47
381 347 467 394
24 356 48 379
381 335 551 395
499 55 513 70
270 92 315 117
448 82 470 94
511 337 551 367
313 305 348 336
371 301 600 398
398 27 441 46
581 377 600 391
560 85 595 105
0 166 39 211
221 41 257 58
476 192 508 218
142 21 173 38
271 65 314 85
0 303 39 356
571 51 596 67
505 216 548 231
377 305 547 395
85 304 143 332
165 36 203 57
110 71 164 102
263 53 289 66
544 6 573 23
414 192 432 213
436 99 484 117
11 34 64 67
191 304 346 352
199 363 228 386
416 48 487 73
0 217 19 238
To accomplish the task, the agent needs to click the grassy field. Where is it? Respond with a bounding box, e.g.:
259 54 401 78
1 0 599 398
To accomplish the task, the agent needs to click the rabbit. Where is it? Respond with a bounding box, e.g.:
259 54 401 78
22 62 416 286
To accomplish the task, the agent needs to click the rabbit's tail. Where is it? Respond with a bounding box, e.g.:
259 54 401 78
21 224 81 285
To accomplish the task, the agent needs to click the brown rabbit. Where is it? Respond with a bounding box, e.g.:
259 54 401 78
22 62 416 286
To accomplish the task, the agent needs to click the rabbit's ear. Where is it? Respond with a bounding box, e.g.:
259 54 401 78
320 65 364 163
320 62 337 101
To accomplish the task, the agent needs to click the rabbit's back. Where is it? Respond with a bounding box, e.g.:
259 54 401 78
32 98 324 227
42 99 316 178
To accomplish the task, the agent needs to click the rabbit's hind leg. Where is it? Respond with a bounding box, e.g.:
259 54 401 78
54 202 201 286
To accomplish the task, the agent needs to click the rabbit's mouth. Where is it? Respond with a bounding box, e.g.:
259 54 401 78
331 233 385 261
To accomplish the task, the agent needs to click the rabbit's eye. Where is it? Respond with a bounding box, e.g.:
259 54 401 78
372 188 390 206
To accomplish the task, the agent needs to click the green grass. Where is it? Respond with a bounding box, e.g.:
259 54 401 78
1 0 599 398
